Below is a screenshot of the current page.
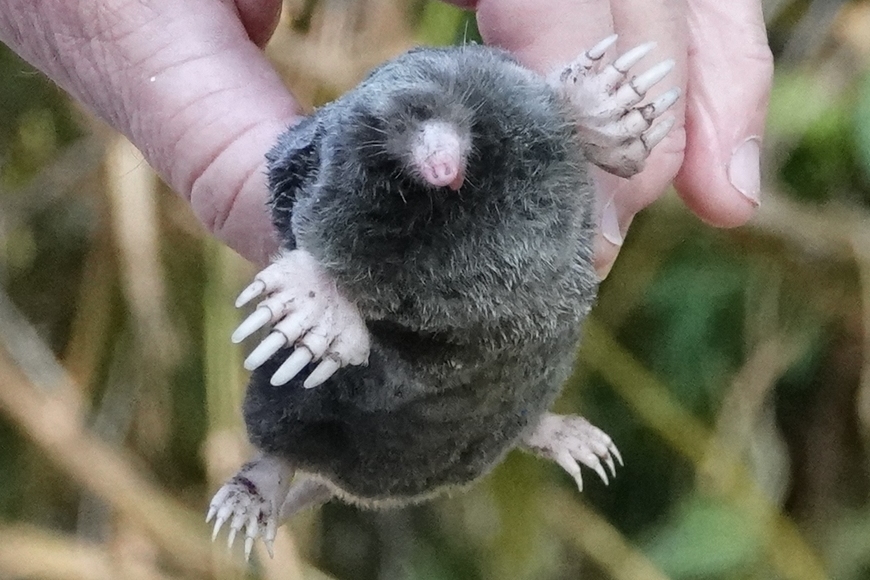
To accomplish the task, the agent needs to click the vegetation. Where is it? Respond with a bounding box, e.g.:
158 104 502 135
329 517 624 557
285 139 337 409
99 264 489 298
1 1 869 578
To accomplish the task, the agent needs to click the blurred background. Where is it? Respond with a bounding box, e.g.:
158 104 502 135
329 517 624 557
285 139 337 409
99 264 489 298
1 0 868 578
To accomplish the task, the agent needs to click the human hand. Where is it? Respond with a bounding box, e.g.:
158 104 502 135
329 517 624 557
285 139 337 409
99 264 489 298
0 0 292 265
2 0 772 274
468 0 773 278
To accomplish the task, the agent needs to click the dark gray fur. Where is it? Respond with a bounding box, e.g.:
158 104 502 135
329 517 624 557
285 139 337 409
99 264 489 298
243 45 598 506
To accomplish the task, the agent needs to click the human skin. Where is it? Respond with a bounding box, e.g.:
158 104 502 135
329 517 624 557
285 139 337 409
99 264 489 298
473 0 772 276
0 0 772 276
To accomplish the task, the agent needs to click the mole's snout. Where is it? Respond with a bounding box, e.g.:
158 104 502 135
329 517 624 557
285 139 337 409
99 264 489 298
411 120 468 190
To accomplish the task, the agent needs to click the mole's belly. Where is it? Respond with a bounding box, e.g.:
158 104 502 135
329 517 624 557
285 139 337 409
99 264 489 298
243 339 574 502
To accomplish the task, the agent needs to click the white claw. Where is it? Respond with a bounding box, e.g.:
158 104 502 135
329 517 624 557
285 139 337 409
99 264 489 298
591 460 610 486
642 116 676 151
232 307 273 344
206 505 216 524
271 348 313 386
555 450 583 492
244 332 288 371
524 414 624 494
613 41 656 73
236 280 266 308
587 34 618 60
611 446 624 466
212 515 227 541
265 514 277 558
645 87 681 119
207 456 295 562
604 454 617 478
217 503 233 527
231 250 371 381
303 358 341 389
631 59 675 96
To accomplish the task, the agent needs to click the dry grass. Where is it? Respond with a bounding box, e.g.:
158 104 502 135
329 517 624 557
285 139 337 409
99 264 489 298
2 1 870 578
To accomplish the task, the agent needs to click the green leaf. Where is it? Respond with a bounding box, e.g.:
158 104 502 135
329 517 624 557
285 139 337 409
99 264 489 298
644 495 763 578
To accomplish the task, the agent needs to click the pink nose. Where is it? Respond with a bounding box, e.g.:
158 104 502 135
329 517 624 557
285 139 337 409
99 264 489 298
411 121 468 191
420 153 465 190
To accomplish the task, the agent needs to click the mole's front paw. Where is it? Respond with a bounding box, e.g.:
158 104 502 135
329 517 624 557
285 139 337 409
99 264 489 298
207 455 294 560
552 34 680 178
232 249 370 388
522 413 623 492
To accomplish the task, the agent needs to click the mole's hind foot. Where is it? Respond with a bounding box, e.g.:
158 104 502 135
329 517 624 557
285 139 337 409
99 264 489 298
232 249 370 388
522 413 623 492
552 35 680 178
207 455 294 560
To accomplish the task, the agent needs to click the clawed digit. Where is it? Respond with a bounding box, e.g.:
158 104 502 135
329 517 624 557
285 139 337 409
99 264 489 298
207 478 279 561
231 249 371 388
600 41 658 89
554 35 681 178
558 34 618 82
523 413 623 492
207 456 295 561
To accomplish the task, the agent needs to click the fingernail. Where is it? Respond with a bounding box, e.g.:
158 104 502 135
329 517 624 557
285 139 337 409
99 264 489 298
728 137 761 206
600 199 623 247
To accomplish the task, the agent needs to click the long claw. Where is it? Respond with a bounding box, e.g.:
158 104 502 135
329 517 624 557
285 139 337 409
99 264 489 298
244 332 288 371
586 33 618 61
265 511 278 550
613 41 656 73
265 539 275 559
245 537 255 562
212 515 227 541
597 41 657 91
236 280 266 308
554 450 583 492
206 505 216 524
216 503 233 530
611 445 624 466
604 453 617 478
591 459 610 486
641 116 676 151
227 526 237 549
630 59 675 97
643 87 681 120
303 358 341 389
271 348 313 386
232 307 273 344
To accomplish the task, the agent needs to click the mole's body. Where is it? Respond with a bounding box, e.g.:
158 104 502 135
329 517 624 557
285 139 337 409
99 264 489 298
245 46 595 503
208 40 679 558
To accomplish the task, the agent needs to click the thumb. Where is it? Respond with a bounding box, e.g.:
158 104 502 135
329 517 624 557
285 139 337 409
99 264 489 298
675 0 773 226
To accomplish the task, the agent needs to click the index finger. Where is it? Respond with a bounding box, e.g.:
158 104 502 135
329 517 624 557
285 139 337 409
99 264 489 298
476 0 615 71
593 0 689 276
674 0 772 227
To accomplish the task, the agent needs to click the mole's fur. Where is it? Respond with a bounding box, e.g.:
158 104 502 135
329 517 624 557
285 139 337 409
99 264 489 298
243 45 597 505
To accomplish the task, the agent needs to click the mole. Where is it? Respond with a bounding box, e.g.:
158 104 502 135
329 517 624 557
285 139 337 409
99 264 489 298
207 36 679 559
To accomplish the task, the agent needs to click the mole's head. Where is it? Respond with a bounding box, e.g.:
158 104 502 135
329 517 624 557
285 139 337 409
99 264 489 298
355 85 474 191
